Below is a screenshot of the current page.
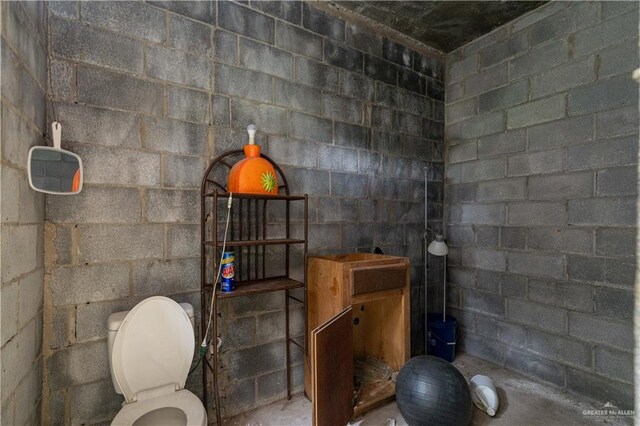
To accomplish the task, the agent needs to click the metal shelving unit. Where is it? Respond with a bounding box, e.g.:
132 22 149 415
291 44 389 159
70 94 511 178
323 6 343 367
200 150 308 425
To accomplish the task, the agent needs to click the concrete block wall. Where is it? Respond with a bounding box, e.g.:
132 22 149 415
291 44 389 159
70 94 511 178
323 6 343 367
445 1 637 409
1 1 48 425
43 1 444 423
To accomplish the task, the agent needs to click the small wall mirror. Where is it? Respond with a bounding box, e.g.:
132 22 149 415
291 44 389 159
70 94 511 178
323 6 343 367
28 122 83 195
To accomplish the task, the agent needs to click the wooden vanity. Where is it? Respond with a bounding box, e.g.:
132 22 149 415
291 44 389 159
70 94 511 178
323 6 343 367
305 253 410 426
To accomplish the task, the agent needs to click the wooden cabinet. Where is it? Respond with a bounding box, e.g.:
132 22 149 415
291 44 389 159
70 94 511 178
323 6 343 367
305 254 410 425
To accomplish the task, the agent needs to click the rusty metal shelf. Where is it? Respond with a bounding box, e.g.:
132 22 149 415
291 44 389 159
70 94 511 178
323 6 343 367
289 336 304 351
200 149 308 426
203 277 304 299
203 191 306 201
203 238 305 247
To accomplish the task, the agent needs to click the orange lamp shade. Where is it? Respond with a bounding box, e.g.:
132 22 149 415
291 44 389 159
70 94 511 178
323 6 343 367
227 144 278 194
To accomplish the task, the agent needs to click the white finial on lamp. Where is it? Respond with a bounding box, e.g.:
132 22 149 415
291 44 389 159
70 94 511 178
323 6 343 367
247 124 257 145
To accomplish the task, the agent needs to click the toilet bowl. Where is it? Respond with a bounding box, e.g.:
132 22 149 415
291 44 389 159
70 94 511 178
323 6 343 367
107 297 207 426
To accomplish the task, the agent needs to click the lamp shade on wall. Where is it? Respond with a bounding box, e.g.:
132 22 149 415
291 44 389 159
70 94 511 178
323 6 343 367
427 234 448 256
427 233 449 324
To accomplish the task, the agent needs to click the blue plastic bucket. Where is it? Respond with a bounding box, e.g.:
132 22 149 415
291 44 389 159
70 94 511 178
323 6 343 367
427 314 457 362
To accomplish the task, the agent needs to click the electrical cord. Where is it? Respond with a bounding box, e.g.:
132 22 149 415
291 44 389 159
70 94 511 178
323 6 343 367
188 356 202 376
188 336 222 378
202 194 233 352
189 193 232 377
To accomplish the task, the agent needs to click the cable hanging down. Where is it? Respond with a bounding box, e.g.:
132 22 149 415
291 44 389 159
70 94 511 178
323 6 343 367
189 193 233 376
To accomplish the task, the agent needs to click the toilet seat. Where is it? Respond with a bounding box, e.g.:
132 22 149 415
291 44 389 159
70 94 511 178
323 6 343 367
111 389 206 426
112 296 194 402
109 297 207 426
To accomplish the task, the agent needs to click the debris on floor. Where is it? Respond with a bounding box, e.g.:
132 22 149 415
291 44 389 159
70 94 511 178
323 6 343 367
470 374 499 417
353 356 398 409
354 356 396 385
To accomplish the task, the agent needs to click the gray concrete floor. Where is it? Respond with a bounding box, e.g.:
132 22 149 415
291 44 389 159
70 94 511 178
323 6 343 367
226 353 631 426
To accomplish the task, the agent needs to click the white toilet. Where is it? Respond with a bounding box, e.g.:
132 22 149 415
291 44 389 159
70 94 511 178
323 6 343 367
107 296 207 426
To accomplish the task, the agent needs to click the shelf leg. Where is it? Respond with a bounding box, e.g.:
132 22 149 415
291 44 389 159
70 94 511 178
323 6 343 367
285 289 291 400
212 301 223 425
201 296 208 411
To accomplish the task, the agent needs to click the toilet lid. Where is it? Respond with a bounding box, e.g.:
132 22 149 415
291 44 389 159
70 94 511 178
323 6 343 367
112 296 195 402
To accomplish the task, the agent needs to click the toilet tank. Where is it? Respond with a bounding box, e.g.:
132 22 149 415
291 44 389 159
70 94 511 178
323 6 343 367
107 302 195 394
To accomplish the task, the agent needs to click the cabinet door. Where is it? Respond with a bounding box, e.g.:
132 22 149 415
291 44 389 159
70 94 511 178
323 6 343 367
311 306 353 426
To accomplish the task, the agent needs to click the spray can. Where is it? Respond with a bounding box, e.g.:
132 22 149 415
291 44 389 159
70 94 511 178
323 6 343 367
221 251 235 292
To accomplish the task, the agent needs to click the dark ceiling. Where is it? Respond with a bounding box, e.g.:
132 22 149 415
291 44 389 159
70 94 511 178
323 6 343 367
334 1 547 52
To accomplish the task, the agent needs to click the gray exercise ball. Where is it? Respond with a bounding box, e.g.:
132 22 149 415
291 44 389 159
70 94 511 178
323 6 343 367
396 355 472 426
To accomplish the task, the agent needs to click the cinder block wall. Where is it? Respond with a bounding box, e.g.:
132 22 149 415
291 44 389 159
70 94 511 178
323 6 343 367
0 1 47 424
445 1 637 408
43 1 444 423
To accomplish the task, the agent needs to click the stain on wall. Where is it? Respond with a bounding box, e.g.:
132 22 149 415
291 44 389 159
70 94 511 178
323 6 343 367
336 1 547 52
0 1 47 424
444 0 637 409
42 1 444 422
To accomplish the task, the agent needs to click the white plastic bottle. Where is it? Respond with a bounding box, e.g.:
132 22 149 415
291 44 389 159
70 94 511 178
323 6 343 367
469 374 499 416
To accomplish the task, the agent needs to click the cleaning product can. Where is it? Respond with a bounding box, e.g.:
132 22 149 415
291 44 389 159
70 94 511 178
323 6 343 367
221 251 235 292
